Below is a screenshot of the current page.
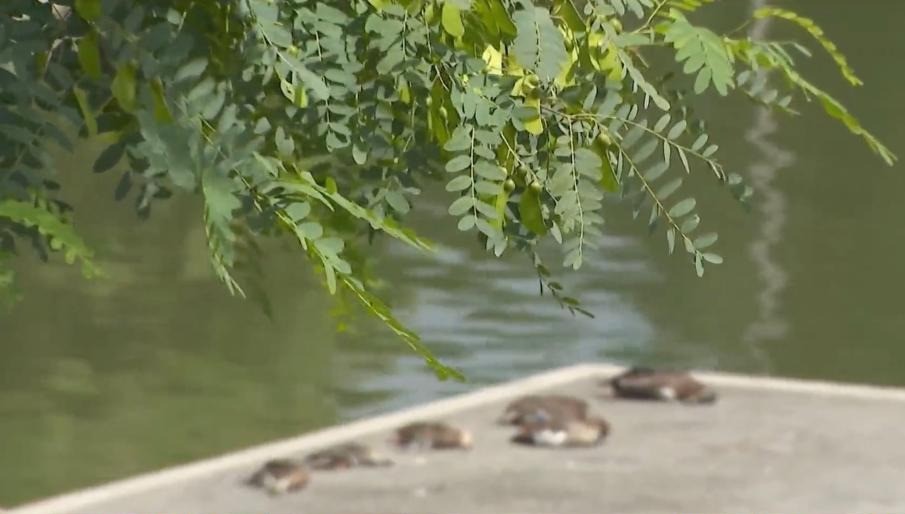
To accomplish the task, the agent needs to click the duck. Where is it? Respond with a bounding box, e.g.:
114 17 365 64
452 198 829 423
245 459 310 495
511 415 610 448
605 366 718 404
498 394 589 426
304 442 393 470
392 421 473 450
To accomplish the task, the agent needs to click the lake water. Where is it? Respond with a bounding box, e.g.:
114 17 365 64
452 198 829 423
1 0 903 505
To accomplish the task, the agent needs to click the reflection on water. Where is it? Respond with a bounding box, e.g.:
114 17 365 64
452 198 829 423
740 0 794 368
2 0 904 506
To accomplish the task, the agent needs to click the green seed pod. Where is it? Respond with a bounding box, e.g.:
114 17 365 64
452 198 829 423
597 131 613 148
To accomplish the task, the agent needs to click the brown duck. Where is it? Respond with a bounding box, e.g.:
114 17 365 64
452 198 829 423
245 459 310 495
606 366 717 404
304 442 393 470
511 415 610 448
392 421 473 450
498 394 589 426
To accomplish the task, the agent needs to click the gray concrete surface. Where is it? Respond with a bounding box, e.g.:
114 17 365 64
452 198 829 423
12 364 905 514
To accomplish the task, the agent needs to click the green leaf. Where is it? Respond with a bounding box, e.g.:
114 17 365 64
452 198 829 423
474 180 501 195
72 86 97 137
552 0 584 32
150 79 174 123
656 177 682 199
677 147 690 174
680 214 700 233
668 198 696 218
702 252 723 264
385 191 410 214
323 258 337 294
285 202 311 222
458 215 476 231
446 175 473 192
93 141 125 173
519 188 547 235
781 73 896 166
441 2 466 38
449 196 474 216
274 126 295 158
175 58 208 82
339 277 465 381
691 133 708 152
111 62 137 113
642 161 668 182
445 155 471 172
574 148 602 180
201 170 241 226
667 120 687 140
623 59 671 111
298 222 323 239
316 237 345 255
665 10 734 96
488 0 517 35
754 7 862 87
654 114 671 133
77 31 102 80
0 201 100 278
693 232 718 249
75 0 102 21
291 62 331 101
512 6 569 82
474 161 507 180
592 139 618 192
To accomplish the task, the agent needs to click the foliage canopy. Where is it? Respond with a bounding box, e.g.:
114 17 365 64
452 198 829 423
0 0 895 379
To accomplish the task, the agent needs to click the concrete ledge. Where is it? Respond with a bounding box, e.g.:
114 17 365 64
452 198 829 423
11 363 905 514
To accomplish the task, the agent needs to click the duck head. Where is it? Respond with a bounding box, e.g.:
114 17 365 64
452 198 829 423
583 415 611 442
682 386 718 404
393 422 473 450
245 459 309 495
441 427 473 449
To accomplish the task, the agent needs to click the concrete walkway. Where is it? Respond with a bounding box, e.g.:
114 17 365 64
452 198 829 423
11 363 905 514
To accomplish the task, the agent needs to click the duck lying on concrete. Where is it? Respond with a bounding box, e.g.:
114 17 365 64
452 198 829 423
605 366 717 404
304 442 393 470
498 394 589 426
511 415 610 448
245 459 310 495
392 421 473 450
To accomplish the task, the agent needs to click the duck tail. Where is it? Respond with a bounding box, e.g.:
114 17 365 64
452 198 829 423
687 388 718 405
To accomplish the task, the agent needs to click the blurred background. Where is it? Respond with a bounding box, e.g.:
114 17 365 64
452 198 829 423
1 0 903 506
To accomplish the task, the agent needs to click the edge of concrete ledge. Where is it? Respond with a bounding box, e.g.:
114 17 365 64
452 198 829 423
693 369 905 402
10 362 905 514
